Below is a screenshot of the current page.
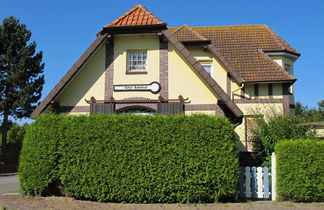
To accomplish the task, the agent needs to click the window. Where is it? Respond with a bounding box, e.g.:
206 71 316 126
284 64 290 72
127 50 147 72
201 63 212 74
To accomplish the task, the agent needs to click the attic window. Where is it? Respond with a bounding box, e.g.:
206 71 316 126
284 64 290 72
127 50 147 72
200 62 212 74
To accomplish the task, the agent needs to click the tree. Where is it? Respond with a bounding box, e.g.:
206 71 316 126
295 100 324 122
252 114 315 166
0 16 44 153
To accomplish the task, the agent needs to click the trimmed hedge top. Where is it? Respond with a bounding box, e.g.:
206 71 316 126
276 140 324 202
19 114 239 203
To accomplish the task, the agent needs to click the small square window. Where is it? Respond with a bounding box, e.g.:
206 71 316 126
201 63 212 74
127 50 147 72
284 64 290 72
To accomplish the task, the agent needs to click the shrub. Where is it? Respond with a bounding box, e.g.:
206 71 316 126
19 115 64 195
7 123 28 146
252 114 315 166
276 140 324 202
19 114 239 203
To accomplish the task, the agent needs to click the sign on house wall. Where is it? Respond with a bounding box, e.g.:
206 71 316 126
114 82 161 94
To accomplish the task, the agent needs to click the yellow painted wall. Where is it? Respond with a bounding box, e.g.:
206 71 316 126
185 111 215 115
188 46 228 92
273 83 283 99
259 84 268 99
231 82 242 100
56 42 106 107
244 84 254 99
168 44 217 105
269 55 295 103
235 103 284 151
113 34 160 99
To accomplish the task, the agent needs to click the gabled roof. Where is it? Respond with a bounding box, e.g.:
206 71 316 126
104 4 165 28
170 25 299 83
30 34 107 119
162 30 243 122
172 25 209 42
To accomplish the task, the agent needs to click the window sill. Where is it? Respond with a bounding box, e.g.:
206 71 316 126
126 71 147 75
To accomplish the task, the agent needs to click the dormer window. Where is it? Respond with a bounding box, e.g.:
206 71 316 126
200 62 212 74
284 64 290 72
127 50 147 72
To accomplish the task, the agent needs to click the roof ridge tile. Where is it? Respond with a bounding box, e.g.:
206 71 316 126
104 4 165 28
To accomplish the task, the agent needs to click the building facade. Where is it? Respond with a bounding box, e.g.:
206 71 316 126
31 5 300 151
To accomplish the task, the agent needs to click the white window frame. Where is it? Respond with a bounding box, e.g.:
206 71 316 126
200 62 213 75
127 49 148 73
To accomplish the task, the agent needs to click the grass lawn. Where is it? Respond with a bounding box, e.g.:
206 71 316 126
0 194 323 210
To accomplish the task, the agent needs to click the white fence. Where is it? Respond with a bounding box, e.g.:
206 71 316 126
239 152 276 200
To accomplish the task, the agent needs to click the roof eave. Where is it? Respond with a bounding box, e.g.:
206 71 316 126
30 34 108 119
100 23 167 35
181 40 212 46
243 78 297 84
264 50 301 60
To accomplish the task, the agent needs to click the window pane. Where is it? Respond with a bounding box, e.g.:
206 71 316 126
201 64 212 74
128 50 147 72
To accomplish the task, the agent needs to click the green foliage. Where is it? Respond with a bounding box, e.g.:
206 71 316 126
295 100 324 122
0 16 44 148
19 114 239 203
7 123 28 146
19 115 63 195
252 114 315 165
276 140 324 202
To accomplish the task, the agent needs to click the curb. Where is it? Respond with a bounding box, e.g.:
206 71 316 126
0 173 18 177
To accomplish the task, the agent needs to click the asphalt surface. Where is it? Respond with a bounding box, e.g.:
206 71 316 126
0 175 19 193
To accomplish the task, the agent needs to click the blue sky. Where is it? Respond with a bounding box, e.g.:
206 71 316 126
1 0 323 115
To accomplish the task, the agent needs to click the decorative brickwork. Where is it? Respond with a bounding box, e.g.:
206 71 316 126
105 40 114 100
159 40 168 98
268 83 273 99
282 83 290 114
254 84 259 99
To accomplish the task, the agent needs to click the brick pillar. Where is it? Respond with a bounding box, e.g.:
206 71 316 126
159 40 168 99
105 39 114 100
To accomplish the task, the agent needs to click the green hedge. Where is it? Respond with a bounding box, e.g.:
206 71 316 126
276 140 324 202
19 114 239 203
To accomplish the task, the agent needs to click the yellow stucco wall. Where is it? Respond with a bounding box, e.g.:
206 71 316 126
235 103 284 151
168 44 217 105
56 42 106 106
113 34 160 99
185 111 215 115
188 46 228 93
231 82 242 100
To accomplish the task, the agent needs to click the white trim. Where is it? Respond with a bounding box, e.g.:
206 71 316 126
266 51 299 60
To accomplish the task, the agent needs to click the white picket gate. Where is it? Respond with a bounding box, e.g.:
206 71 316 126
239 152 276 200
239 166 270 199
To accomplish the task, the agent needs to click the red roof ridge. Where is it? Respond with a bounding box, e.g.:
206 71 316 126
104 4 165 28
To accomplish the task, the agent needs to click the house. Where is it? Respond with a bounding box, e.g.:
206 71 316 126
31 5 300 151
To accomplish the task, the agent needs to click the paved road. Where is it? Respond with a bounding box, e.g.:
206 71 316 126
0 175 19 193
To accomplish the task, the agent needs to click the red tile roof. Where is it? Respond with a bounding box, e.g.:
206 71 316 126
172 25 208 42
170 25 299 82
104 4 165 28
